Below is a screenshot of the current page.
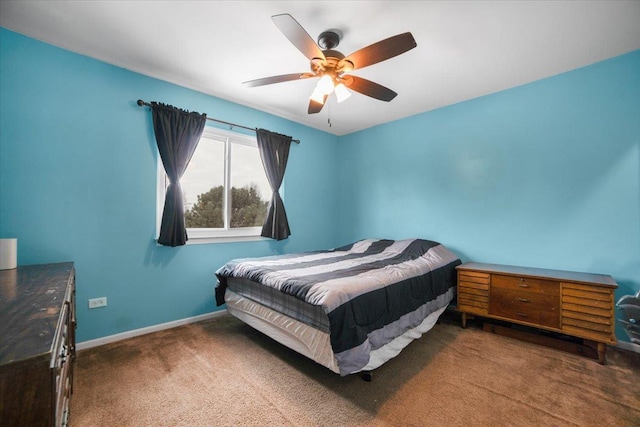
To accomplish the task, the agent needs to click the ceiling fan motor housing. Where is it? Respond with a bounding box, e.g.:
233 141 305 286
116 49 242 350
316 31 353 74
321 49 345 60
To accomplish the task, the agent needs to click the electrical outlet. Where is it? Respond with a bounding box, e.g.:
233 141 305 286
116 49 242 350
88 297 107 309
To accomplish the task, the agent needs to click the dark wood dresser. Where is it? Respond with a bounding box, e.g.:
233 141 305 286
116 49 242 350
456 262 617 364
0 263 76 426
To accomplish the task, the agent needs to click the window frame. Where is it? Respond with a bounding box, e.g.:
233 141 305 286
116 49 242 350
156 126 273 244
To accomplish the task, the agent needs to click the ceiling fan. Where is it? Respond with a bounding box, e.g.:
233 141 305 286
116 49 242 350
243 14 417 114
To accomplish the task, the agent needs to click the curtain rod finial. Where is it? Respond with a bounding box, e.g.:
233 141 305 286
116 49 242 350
137 99 145 106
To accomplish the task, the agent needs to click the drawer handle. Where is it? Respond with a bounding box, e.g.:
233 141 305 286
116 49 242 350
518 283 529 288
59 344 68 364
517 298 530 303
515 312 528 318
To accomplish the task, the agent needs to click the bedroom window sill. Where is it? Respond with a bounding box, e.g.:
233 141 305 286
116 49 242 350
184 235 269 245
155 226 270 245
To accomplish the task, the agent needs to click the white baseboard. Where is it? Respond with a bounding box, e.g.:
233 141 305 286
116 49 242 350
616 340 640 354
76 309 228 351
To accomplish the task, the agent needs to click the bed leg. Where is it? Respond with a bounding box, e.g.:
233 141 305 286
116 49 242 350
361 372 373 382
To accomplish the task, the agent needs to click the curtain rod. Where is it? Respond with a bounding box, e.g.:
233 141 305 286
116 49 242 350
136 100 300 144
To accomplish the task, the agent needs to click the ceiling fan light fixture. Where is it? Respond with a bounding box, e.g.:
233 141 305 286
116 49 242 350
316 74 335 95
310 86 327 104
334 83 351 103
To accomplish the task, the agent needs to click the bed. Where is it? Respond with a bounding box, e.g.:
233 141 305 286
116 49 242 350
215 238 461 376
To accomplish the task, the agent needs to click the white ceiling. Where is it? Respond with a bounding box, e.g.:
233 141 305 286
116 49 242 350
1 1 639 136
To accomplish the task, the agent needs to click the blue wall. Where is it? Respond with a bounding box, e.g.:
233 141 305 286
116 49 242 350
2 27 639 344
0 29 340 342
338 50 640 343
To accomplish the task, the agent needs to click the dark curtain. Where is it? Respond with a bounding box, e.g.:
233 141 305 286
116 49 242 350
256 129 293 241
151 102 207 247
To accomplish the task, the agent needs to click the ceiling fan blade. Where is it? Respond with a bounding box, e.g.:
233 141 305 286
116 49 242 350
340 32 417 71
343 76 397 102
272 14 326 61
242 73 312 87
308 95 328 114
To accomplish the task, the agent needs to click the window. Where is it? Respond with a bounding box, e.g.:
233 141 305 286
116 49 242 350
157 127 273 243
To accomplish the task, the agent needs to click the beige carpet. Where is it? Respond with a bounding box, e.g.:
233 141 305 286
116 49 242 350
69 313 640 426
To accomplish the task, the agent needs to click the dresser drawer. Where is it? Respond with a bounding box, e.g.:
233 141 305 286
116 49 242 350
490 287 560 328
561 282 616 343
458 271 490 315
491 274 559 296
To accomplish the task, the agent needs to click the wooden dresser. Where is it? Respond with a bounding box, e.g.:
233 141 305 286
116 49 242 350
0 262 76 426
456 262 617 364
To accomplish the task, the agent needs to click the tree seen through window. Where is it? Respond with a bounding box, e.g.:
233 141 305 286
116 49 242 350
184 183 268 229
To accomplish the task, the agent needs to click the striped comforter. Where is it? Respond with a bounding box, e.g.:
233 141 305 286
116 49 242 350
215 238 461 375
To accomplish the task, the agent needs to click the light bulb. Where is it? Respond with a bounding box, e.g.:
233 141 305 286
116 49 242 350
334 83 351 103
